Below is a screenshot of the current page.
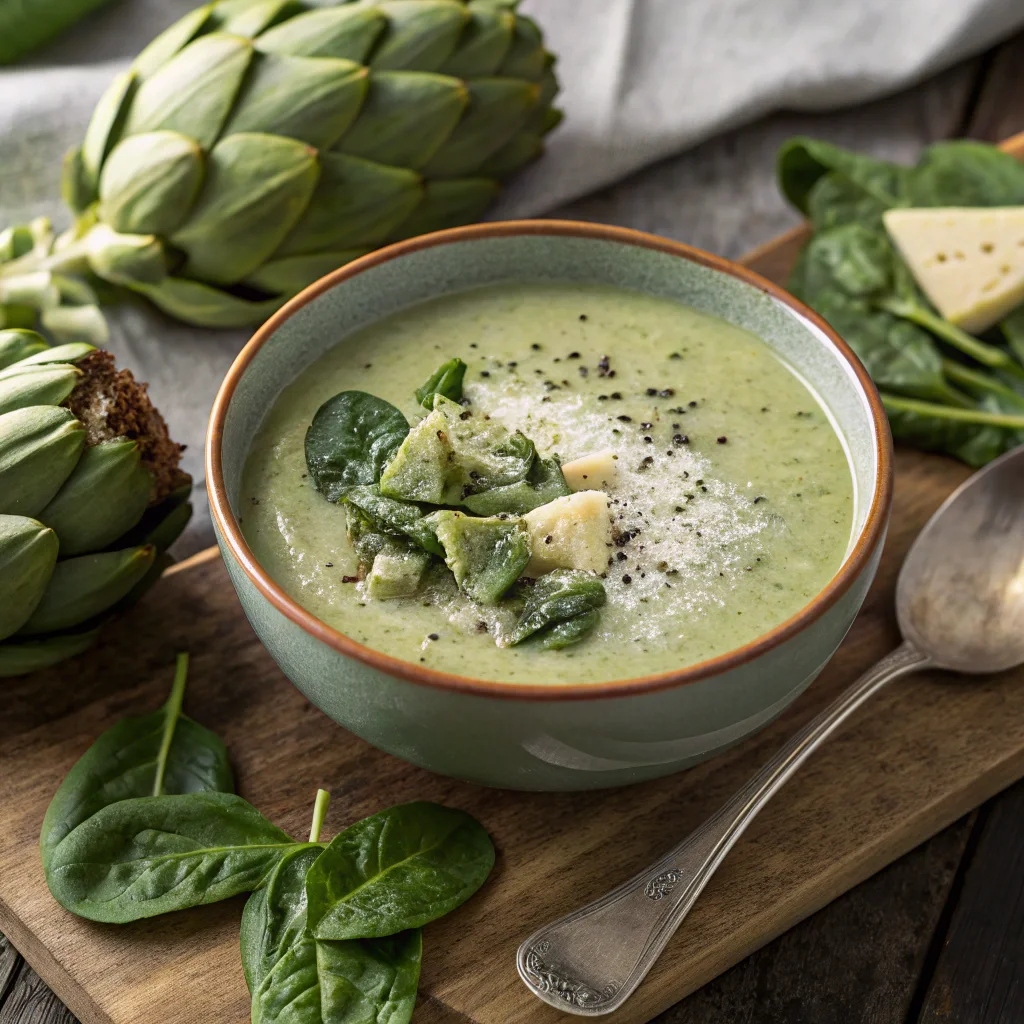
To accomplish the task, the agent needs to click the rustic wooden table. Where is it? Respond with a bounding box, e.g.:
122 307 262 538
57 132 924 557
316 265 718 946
4 29 1024 1024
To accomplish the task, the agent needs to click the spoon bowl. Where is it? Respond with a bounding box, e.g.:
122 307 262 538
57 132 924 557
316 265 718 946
897 446 1024 674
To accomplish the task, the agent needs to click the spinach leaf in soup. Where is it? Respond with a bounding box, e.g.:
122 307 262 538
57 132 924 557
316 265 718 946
306 392 410 502
40 652 233 871
46 791 308 923
415 357 466 409
906 141 1024 207
305 801 495 941
345 485 444 556
462 455 571 516
504 569 606 649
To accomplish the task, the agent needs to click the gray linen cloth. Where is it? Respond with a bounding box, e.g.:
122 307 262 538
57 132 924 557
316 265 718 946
2 0 1023 553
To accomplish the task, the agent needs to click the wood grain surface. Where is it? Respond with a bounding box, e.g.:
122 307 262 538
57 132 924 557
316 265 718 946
3 127 1024 1024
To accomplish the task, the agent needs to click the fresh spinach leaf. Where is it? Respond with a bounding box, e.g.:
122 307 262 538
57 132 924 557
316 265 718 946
907 141 1024 207
505 569 606 648
45 791 307 923
415 358 467 409
305 392 410 502
462 456 571 516
305 802 494 941
40 653 233 871
242 789 329 996
806 171 896 230
245 791 421 1024
1002 307 1024 367
317 931 421 1024
242 844 324 997
345 485 443 556
426 510 531 604
777 137 907 217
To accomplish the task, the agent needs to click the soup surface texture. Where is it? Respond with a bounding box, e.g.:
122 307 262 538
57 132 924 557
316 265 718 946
241 283 854 684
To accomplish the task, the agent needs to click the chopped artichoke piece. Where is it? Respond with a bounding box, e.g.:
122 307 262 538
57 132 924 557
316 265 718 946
503 569 606 648
523 490 612 576
433 394 535 497
561 448 619 491
463 455 570 516
365 539 431 600
378 407 449 504
426 509 531 605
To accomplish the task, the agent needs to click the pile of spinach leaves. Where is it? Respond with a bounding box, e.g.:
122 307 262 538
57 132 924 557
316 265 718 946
42 655 495 1024
778 136 1024 465
304 358 606 649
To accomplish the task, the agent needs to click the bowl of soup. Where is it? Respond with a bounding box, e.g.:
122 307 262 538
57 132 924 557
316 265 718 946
207 221 892 791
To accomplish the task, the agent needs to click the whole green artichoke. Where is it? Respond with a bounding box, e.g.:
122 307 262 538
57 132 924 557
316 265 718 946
0 329 192 676
0 0 560 332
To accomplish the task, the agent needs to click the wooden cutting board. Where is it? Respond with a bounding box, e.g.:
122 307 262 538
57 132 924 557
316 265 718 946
4 140 1024 1024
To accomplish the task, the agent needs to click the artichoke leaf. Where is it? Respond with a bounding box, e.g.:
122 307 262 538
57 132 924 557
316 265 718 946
476 130 542 180
81 70 137 187
255 4 387 61
98 131 205 236
132 277 286 328
390 178 498 240
132 5 216 79
438 5 514 78
369 1 469 73
0 329 48 370
242 249 370 295
497 13 547 80
19 544 157 636
273 152 421 257
0 406 85 517
0 341 94 373
336 71 467 170
172 132 321 285
63 147 96 216
462 455 569 516
0 516 58 640
224 51 369 151
85 224 168 287
0 364 81 416
0 628 99 679
378 407 449 504
211 0 303 38
422 77 538 178
345 485 444 556
38 439 152 556
125 33 255 151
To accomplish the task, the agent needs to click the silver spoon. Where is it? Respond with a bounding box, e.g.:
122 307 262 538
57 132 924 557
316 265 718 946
517 445 1024 1017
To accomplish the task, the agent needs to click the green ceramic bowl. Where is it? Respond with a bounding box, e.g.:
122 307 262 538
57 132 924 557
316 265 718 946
207 221 892 792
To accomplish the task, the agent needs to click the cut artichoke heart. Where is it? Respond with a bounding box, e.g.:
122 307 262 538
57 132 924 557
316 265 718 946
523 490 612 577
883 206 1024 333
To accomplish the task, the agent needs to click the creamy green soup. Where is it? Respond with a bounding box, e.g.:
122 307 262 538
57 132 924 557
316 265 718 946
241 283 854 684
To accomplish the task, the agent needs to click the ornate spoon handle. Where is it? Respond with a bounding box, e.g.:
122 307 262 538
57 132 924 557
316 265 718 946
516 641 932 1016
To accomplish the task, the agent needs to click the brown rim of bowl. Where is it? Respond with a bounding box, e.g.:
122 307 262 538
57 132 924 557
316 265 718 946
207 219 894 703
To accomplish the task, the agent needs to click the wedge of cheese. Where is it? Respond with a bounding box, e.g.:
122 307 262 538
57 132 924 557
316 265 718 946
523 490 612 576
883 206 1024 334
561 449 619 491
